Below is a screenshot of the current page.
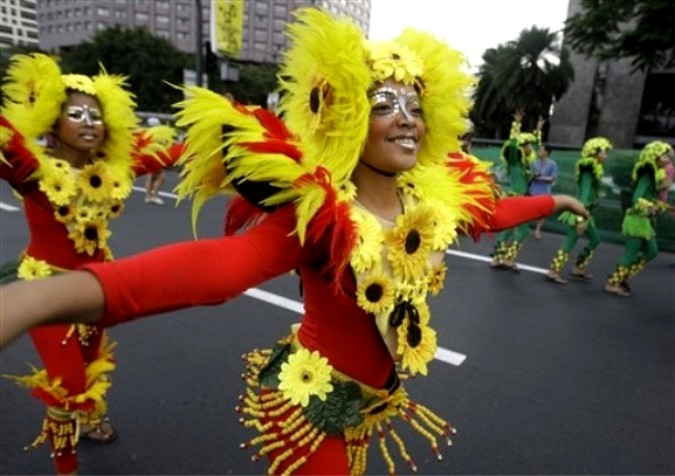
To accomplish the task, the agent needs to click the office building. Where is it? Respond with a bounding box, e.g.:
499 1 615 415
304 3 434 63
36 0 371 64
0 0 39 49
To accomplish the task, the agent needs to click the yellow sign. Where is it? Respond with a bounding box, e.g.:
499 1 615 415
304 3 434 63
212 0 244 57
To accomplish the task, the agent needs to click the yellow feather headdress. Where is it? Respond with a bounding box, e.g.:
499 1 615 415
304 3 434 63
581 137 612 159
176 8 479 241
0 53 139 179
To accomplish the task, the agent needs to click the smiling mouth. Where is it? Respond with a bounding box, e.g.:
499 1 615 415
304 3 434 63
390 137 417 150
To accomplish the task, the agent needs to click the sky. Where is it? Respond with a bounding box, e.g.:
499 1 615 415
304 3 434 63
369 0 570 69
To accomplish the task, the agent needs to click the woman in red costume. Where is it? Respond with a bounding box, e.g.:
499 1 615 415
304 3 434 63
0 54 181 475
0 11 586 475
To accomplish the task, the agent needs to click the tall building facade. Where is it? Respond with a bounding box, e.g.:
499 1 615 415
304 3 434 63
36 0 371 63
549 0 674 148
0 0 39 49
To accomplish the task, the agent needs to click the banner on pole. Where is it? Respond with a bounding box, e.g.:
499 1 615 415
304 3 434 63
210 0 244 57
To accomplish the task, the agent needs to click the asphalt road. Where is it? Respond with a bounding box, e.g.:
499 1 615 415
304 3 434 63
1 171 673 475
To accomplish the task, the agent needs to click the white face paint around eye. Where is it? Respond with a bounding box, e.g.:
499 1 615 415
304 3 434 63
65 105 103 125
368 86 423 122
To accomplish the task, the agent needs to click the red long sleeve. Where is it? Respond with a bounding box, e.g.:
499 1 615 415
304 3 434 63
488 195 555 232
84 206 319 326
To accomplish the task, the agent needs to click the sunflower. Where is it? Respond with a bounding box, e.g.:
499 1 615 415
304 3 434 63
427 262 447 296
396 304 436 376
75 206 94 223
368 41 423 85
49 158 71 175
53 203 76 224
350 208 384 273
38 172 76 206
68 218 110 256
427 200 458 250
387 205 435 282
337 180 357 202
17 256 52 281
108 200 124 219
278 348 334 408
356 271 396 315
108 169 133 200
77 162 113 202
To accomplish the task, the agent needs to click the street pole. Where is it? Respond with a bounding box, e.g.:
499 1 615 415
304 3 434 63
195 0 203 86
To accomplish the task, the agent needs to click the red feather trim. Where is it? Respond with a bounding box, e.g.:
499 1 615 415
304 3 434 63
0 115 40 182
224 196 266 236
239 140 302 161
446 152 499 240
300 167 358 293
252 108 294 142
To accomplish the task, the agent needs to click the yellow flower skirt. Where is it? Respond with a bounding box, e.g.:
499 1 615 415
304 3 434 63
238 333 456 475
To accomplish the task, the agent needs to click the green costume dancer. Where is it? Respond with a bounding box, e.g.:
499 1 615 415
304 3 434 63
546 137 612 284
490 111 543 270
604 141 673 297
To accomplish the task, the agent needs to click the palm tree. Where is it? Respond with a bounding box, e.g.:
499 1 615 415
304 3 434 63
472 27 574 139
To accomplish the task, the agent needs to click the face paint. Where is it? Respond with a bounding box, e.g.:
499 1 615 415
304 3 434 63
369 86 422 122
65 105 103 125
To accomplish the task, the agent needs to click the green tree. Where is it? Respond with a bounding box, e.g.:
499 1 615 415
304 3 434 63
222 62 279 106
60 26 189 113
564 0 675 72
471 27 574 139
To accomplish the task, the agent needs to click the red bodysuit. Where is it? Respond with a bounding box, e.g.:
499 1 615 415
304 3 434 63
1 118 183 474
83 194 554 474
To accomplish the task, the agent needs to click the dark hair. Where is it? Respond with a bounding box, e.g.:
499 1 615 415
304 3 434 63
540 144 552 155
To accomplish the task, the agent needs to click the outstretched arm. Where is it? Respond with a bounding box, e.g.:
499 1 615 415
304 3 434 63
488 194 587 232
1 205 313 350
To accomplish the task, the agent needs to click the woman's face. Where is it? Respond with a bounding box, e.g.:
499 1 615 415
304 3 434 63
54 92 105 157
360 79 426 175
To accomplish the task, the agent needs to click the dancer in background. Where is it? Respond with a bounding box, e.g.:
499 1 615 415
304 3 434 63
490 109 545 270
546 137 612 285
0 11 587 475
0 53 181 475
143 116 168 205
604 141 674 297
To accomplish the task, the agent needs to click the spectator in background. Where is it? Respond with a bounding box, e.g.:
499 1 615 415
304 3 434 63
528 144 558 239
144 116 167 205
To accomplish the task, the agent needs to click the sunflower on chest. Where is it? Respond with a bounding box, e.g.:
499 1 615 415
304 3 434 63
37 156 133 257
348 192 458 375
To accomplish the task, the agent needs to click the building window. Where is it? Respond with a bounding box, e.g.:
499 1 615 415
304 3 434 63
97 7 109 16
135 11 148 22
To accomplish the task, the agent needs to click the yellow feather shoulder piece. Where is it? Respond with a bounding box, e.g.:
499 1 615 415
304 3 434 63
175 87 313 237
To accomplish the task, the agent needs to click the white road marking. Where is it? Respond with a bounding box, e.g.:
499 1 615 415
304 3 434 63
0 201 20 211
446 248 548 275
132 186 178 199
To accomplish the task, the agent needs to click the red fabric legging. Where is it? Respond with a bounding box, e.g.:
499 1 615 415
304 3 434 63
29 324 105 475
